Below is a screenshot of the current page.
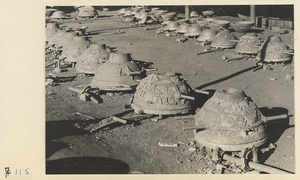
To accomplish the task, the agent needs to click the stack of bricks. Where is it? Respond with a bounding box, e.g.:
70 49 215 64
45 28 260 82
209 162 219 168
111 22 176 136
255 16 293 30
268 19 293 30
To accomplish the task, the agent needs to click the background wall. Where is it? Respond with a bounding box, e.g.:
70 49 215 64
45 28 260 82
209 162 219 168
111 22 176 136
48 5 294 21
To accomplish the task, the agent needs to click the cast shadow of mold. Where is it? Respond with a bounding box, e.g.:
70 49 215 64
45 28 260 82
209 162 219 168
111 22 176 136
46 118 131 174
193 89 216 109
195 65 259 90
87 26 140 34
46 109 137 157
257 107 293 164
46 157 130 174
55 76 77 83
46 120 89 159
97 15 114 18
132 59 154 68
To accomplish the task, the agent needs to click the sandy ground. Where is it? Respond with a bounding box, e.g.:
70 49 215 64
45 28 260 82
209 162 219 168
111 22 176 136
45 10 294 174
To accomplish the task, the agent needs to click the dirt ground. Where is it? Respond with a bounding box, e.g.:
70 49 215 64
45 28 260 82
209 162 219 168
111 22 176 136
45 9 294 174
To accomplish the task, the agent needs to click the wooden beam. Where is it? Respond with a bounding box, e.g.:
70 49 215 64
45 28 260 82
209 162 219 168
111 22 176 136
250 5 256 25
185 5 190 20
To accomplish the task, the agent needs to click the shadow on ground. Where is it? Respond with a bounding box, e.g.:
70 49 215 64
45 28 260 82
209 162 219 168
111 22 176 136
257 107 293 164
46 157 130 174
195 65 259 89
87 26 141 34
46 120 90 158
